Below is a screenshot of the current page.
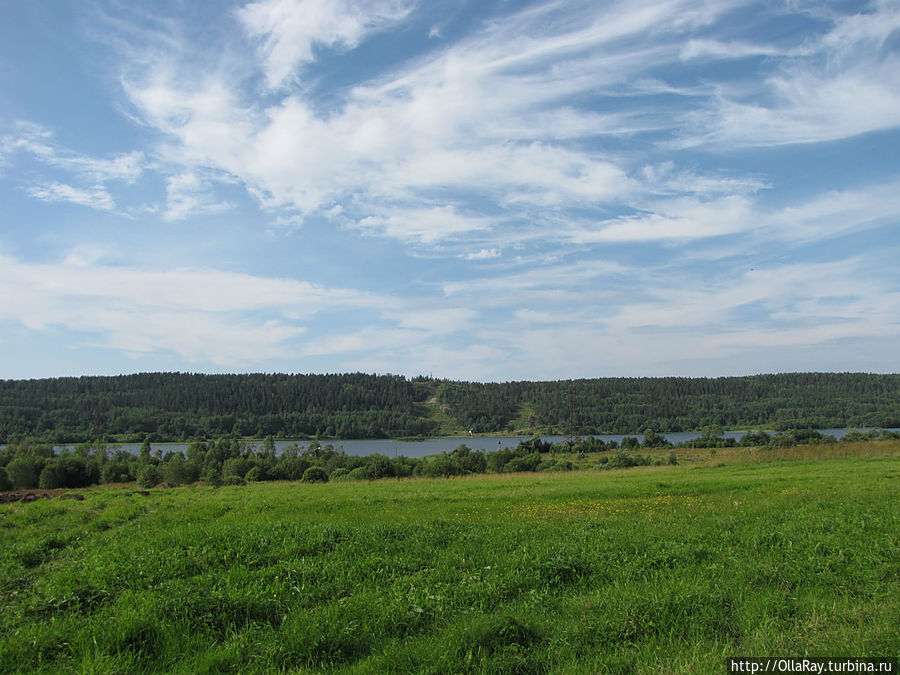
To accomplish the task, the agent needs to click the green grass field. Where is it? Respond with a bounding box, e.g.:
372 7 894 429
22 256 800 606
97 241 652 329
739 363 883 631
2 443 898 673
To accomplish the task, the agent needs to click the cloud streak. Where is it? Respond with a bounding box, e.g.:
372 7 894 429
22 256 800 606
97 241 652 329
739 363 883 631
0 255 384 364
26 183 116 211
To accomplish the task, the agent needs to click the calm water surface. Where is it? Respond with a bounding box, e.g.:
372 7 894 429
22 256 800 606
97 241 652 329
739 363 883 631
52 429 895 459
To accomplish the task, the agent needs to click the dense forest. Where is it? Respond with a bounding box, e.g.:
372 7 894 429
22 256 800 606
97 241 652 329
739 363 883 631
439 373 900 434
0 372 898 444
0 373 436 443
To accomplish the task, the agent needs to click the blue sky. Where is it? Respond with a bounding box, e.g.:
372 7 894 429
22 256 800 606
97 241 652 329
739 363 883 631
1 0 899 381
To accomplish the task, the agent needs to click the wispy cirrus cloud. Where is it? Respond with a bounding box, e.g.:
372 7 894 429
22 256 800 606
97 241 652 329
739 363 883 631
317 252 900 381
115 0 746 247
3 122 144 213
357 206 495 244
556 176 900 246
239 0 416 90
26 182 116 211
760 178 900 244
0 253 387 364
462 248 501 261
475 256 900 378
111 0 899 257
566 195 754 244
2 122 144 183
678 2 900 147
23 0 900 242
163 172 235 221
679 38 788 60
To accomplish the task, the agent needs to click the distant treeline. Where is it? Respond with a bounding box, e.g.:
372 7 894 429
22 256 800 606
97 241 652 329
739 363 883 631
0 373 436 443
1 372 898 443
440 373 900 434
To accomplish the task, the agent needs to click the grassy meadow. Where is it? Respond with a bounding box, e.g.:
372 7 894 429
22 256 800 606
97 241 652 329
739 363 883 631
1 442 899 673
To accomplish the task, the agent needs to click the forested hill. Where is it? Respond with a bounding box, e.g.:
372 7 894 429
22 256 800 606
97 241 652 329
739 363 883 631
1 372 898 443
439 373 900 435
0 373 434 443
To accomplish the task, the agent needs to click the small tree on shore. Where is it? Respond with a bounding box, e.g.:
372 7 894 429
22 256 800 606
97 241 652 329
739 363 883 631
136 465 161 489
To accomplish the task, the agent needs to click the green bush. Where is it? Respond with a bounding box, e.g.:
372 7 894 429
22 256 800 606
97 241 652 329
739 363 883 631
347 466 374 481
365 454 395 479
136 465 162 489
101 462 132 484
245 466 264 482
391 456 417 478
450 445 488 473
6 457 37 489
301 466 329 483
223 457 252 479
417 453 465 478
504 452 542 473
641 429 671 448
274 456 310 481
223 475 246 486
600 450 653 470
0 467 11 491
39 464 61 489
329 467 350 481
205 466 223 487
162 454 198 486
43 455 98 488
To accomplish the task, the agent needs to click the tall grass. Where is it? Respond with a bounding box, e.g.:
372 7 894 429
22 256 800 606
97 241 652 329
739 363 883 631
1 443 898 673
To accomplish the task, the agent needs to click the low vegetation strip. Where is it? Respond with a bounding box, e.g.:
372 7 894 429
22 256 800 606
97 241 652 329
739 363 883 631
1 443 898 673
5 428 897 494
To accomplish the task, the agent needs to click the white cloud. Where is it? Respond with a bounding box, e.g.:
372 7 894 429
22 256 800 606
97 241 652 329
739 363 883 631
462 248 500 261
62 245 116 267
678 3 900 147
513 309 566 325
567 195 753 243
358 206 494 244
609 258 897 334
3 122 145 182
556 177 900 246
498 257 900 378
164 172 234 221
640 161 768 197
680 39 785 61
239 0 416 90
821 1 900 56
27 182 116 211
441 258 629 307
0 254 385 364
118 0 743 243
393 307 478 333
696 64 900 147
59 151 145 184
762 179 900 244
301 307 480 358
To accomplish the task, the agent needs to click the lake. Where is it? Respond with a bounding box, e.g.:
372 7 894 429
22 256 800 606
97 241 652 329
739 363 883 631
45 428 897 459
